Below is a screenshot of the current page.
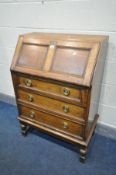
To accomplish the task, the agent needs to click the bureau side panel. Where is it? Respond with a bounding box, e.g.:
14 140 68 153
87 38 108 133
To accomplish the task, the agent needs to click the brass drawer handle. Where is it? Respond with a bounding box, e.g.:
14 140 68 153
63 88 70 96
27 94 33 102
29 111 35 118
63 105 69 113
63 122 69 129
25 79 32 87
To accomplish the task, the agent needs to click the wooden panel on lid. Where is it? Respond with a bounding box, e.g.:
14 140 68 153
17 44 48 70
51 47 89 77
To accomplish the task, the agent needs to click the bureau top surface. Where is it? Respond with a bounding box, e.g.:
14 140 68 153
11 32 108 87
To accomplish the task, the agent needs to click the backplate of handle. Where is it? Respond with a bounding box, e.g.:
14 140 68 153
63 121 69 129
29 111 35 118
63 105 69 113
63 88 70 96
27 94 33 102
25 79 32 87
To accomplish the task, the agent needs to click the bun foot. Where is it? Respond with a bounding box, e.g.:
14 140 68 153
80 146 87 163
20 123 30 136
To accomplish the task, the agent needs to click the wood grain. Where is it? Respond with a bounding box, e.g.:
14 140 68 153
11 32 108 162
17 89 85 120
19 105 84 138
18 75 88 106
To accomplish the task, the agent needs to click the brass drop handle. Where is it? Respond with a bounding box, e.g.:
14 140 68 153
28 94 33 102
63 122 69 129
63 105 69 113
25 79 32 87
29 111 35 118
63 88 70 96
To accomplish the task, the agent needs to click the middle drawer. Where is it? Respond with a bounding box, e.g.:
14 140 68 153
17 89 85 120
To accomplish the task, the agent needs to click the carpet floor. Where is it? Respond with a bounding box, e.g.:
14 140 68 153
0 101 116 175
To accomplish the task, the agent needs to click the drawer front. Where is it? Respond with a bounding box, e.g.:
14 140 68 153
18 89 85 119
19 105 83 137
18 76 88 106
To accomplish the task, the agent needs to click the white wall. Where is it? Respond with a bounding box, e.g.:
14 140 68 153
0 0 116 128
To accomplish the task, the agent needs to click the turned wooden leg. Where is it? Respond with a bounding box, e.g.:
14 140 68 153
80 146 87 163
20 123 30 136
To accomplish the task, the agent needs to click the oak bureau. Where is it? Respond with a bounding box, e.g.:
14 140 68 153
10 33 108 162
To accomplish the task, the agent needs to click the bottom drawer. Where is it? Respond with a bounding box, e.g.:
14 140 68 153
19 105 84 138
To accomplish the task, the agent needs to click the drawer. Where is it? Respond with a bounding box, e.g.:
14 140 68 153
18 89 85 120
18 76 88 106
19 105 83 138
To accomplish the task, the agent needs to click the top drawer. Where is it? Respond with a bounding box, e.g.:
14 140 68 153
18 76 88 107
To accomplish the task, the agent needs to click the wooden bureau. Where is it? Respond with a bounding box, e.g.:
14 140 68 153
10 33 108 162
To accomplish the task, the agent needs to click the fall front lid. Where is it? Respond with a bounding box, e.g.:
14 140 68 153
11 33 100 87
